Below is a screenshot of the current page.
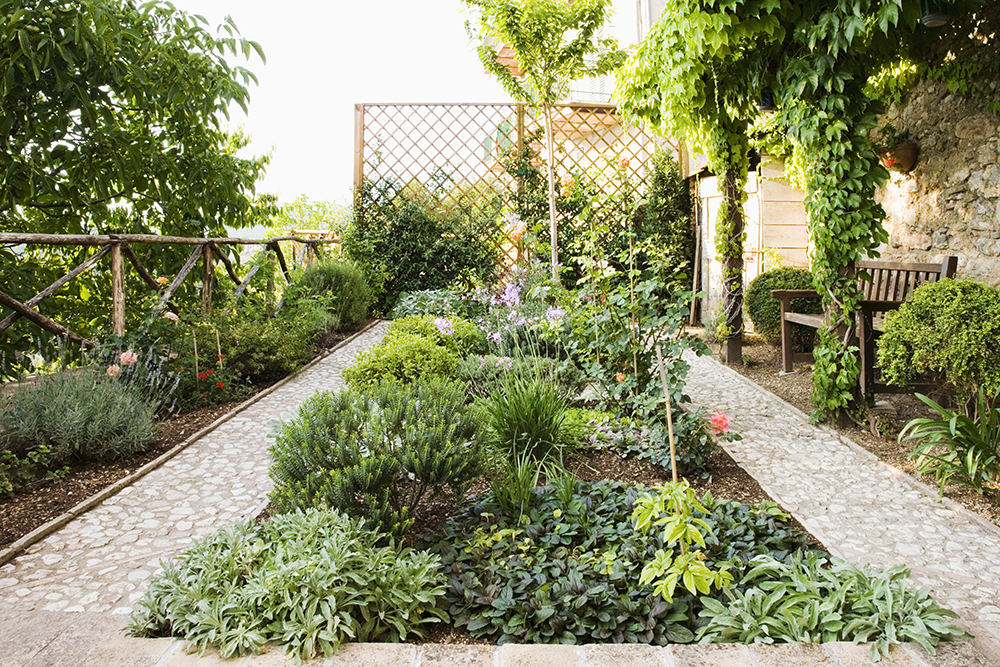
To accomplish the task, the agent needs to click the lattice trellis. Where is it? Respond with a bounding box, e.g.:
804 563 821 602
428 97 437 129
354 103 675 267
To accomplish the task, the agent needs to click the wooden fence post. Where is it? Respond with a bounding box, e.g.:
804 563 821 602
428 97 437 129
202 243 214 317
111 243 125 336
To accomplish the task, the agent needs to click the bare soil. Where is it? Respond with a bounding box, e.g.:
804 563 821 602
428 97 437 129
727 333 1000 527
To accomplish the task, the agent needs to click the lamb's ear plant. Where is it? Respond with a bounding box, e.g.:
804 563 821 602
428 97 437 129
631 481 733 601
899 388 1000 498
696 551 969 660
129 508 448 664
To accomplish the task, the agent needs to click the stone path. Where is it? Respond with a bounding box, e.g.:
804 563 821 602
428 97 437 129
1 329 1000 665
684 351 1000 628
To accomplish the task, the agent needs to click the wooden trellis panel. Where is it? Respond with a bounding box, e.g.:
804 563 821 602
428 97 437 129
354 103 674 267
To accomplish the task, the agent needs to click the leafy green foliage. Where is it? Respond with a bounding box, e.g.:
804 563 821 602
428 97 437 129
391 289 485 320
345 183 501 314
632 482 734 601
697 551 969 659
0 371 156 464
129 508 448 662
456 354 586 400
568 272 708 420
430 480 811 644
386 315 486 357
878 279 1000 410
638 151 695 290
744 267 821 349
342 332 459 390
483 374 576 463
268 380 485 538
900 388 1000 498
0 0 276 377
0 445 68 499
290 259 372 331
266 196 351 237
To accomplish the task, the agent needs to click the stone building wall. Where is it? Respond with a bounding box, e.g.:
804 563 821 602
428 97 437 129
877 80 1000 286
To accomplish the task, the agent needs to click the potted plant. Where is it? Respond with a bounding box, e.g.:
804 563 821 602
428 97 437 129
874 123 919 173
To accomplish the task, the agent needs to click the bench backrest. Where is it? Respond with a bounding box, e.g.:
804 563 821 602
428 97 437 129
856 256 958 303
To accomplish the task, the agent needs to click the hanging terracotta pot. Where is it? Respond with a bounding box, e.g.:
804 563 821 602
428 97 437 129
877 142 919 173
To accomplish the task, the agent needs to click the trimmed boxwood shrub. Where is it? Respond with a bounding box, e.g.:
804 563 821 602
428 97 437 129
386 314 486 357
744 267 822 350
877 279 1000 409
342 332 459 389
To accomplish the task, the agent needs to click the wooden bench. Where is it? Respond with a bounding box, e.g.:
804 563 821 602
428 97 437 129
771 256 958 396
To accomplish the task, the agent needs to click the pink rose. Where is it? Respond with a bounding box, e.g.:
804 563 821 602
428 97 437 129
119 351 138 366
709 411 731 434
106 364 121 379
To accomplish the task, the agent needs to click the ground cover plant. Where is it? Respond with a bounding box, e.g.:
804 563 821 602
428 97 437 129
129 508 447 663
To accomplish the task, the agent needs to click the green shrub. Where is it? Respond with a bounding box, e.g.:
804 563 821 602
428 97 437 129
455 354 587 400
268 379 485 537
386 314 486 357
391 289 484 320
129 508 447 662
877 279 1000 409
744 267 821 349
483 374 576 463
291 259 372 331
0 371 157 463
900 387 1000 498
345 183 501 314
697 551 968 659
431 480 811 644
342 332 459 390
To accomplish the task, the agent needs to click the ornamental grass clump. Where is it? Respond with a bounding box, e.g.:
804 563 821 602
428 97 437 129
129 508 447 663
268 378 485 537
483 373 577 464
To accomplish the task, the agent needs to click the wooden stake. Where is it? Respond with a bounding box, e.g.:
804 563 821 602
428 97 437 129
110 243 125 336
656 344 678 484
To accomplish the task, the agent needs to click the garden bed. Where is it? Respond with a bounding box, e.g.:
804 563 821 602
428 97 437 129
729 332 1000 527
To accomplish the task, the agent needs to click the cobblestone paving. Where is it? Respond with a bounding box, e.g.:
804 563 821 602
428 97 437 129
0 322 389 619
683 351 1000 623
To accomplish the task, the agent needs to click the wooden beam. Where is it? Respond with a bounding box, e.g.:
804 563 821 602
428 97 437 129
111 243 125 336
232 262 261 302
0 244 112 334
0 232 342 247
0 290 96 349
154 245 203 313
119 242 161 290
208 242 241 285
268 242 291 283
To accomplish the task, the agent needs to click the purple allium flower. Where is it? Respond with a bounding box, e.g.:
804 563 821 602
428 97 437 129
487 331 502 345
546 306 566 322
434 317 455 335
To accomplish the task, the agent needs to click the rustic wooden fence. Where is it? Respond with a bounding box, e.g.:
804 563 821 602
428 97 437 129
354 102 676 266
0 233 337 351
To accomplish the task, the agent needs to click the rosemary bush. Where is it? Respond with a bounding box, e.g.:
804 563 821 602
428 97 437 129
269 379 485 537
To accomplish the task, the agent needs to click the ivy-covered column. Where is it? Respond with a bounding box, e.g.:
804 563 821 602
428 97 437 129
710 122 750 365
781 62 889 421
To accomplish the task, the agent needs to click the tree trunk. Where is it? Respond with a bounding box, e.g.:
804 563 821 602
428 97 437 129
721 167 744 365
544 103 559 282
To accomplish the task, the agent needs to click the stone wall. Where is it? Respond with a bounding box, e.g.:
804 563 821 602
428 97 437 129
877 80 1000 286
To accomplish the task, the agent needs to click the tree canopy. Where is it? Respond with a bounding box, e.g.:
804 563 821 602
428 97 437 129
0 0 274 238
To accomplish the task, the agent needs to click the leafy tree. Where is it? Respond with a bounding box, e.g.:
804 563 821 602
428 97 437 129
267 196 351 237
0 0 274 378
464 0 624 280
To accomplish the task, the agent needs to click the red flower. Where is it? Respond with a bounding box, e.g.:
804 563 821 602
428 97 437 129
197 371 208 380
206 369 214 374
218 354 226 360
615 372 626 382
216 381 225 389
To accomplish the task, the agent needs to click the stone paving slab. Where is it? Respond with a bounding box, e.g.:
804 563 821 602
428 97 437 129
682 351 1000 625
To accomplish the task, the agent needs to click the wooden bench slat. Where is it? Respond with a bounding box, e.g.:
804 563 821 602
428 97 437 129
784 312 826 327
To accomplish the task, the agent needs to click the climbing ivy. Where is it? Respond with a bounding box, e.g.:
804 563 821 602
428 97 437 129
619 0 990 421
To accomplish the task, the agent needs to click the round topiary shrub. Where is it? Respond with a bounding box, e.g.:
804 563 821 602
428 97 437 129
877 278 1000 409
744 267 822 351
342 332 459 389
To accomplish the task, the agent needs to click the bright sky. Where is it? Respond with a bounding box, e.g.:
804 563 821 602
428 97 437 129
169 0 638 208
